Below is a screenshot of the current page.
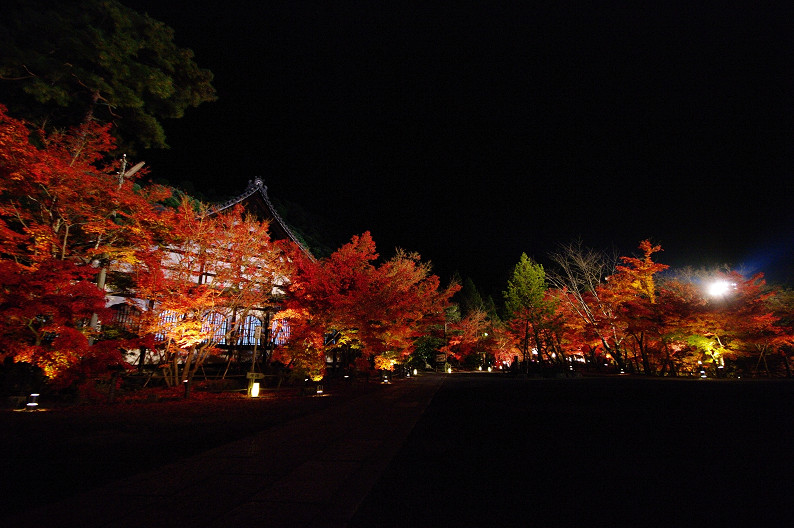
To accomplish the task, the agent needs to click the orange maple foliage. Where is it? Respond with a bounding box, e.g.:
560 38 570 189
133 199 286 386
543 240 794 376
0 104 164 387
0 104 169 269
601 240 670 374
677 272 790 375
276 232 457 376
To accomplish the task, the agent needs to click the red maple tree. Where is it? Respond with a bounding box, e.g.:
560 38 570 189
276 232 457 378
603 240 669 374
133 199 286 388
0 104 166 388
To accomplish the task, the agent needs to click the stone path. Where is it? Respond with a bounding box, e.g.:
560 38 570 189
5 374 444 528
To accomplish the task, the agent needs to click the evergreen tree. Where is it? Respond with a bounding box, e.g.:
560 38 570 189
458 277 485 317
483 295 501 324
504 253 551 369
0 0 216 152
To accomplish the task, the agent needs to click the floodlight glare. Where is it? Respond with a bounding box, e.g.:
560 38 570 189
708 280 732 297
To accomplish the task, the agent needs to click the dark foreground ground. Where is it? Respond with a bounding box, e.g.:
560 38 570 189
350 374 794 527
0 380 382 519
2 373 793 527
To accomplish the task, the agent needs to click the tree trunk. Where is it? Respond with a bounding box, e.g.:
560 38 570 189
172 351 181 387
60 223 70 260
88 267 107 337
636 334 653 376
587 346 597 370
524 320 530 374
531 325 544 367
663 343 677 377
601 338 624 370
181 348 196 399
221 352 233 380
182 348 194 382
640 350 652 375
782 351 792 378
754 347 770 377
137 345 147 373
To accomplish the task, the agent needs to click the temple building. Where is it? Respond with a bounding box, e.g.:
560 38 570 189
105 178 306 375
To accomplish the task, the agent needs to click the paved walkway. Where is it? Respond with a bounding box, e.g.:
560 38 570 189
7 374 444 528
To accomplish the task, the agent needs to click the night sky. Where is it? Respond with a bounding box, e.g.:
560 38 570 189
125 1 793 297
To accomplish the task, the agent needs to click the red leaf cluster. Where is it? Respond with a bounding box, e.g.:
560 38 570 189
276 232 458 374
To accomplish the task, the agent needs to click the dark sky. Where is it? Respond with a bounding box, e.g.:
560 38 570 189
126 1 793 297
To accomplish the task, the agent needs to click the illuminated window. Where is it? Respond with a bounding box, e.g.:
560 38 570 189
239 315 263 345
155 310 179 342
202 312 228 344
324 330 340 346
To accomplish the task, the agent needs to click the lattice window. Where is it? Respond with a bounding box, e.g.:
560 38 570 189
239 315 263 346
271 318 290 346
202 312 228 344
110 303 141 332
155 310 180 342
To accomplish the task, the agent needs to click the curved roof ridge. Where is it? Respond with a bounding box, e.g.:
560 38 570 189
210 178 262 213
210 177 314 260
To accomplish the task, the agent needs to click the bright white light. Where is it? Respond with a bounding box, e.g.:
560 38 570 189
26 393 40 410
708 280 733 297
251 382 260 397
447 367 452 374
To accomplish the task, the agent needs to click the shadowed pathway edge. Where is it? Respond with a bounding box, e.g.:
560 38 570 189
5 374 445 528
